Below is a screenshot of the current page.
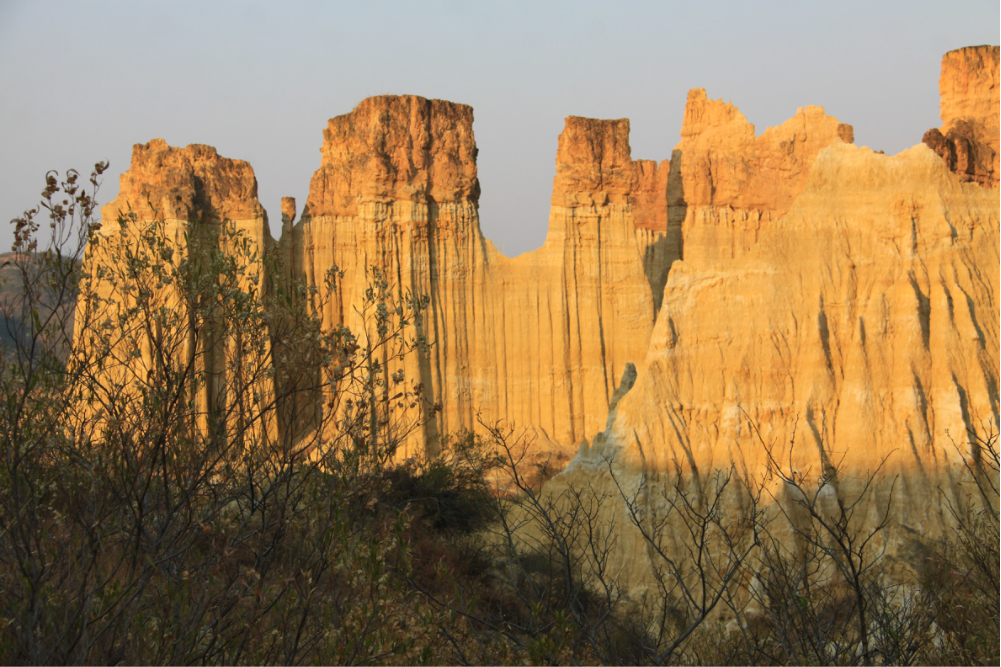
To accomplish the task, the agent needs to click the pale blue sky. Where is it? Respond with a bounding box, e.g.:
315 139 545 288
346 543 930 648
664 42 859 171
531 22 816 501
1 0 997 256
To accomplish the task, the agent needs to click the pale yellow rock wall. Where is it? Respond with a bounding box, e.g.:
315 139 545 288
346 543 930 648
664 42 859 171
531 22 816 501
293 197 653 459
612 142 997 473
79 140 277 446
557 141 999 593
290 98 657 459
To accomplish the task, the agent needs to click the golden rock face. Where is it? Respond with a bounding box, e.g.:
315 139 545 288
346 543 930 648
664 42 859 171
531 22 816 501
290 96 654 458
551 50 999 594
601 141 998 475
88 50 998 516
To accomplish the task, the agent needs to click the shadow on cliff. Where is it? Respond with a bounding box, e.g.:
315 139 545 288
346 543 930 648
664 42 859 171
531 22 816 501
644 148 686 315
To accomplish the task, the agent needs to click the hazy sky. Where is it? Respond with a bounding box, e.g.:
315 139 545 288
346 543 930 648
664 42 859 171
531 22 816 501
1 0 997 256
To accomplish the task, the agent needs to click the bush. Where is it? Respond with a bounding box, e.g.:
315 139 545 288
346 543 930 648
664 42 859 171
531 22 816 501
385 431 498 534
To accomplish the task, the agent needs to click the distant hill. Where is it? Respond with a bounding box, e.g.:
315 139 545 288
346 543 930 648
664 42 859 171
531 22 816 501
0 251 78 361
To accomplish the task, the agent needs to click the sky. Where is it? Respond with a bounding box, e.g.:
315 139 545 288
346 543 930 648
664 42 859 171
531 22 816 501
1 0 997 257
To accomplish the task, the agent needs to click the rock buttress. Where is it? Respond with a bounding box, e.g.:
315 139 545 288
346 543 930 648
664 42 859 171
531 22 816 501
79 140 277 446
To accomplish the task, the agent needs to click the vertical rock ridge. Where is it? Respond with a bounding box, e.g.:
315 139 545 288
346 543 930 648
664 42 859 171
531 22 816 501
291 97 654 458
83 141 276 445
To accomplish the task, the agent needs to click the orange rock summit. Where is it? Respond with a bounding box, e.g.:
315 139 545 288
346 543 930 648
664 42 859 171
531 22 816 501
304 96 480 219
923 45 999 188
103 139 267 224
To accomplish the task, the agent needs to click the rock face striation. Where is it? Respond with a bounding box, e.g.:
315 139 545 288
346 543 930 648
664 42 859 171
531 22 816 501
86 102 659 460
291 97 654 457
559 51 999 593
571 138 998 486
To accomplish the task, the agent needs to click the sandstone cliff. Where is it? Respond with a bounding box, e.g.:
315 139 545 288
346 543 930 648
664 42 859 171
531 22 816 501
79 140 276 444
922 45 999 188
80 50 999 594
556 51 1000 594
81 102 661 464
87 97 860 467
290 98 655 457
578 141 998 476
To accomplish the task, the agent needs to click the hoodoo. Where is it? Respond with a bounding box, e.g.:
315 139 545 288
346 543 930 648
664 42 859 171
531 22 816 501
78 140 276 444
922 45 999 188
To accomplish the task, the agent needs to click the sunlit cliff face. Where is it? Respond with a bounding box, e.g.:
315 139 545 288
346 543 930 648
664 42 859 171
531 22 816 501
83 48 998 588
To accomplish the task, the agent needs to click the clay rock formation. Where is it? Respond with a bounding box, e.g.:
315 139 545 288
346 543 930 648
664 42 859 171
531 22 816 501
294 95 482 342
290 96 485 453
922 45 1000 187
506 114 655 446
671 89 854 265
79 51 999 585
97 138 274 296
79 140 276 443
82 100 659 463
559 51 999 593
551 116 636 208
566 140 998 594
289 97 655 458
281 196 297 225
97 139 274 287
550 116 678 312
103 139 267 225
586 142 998 477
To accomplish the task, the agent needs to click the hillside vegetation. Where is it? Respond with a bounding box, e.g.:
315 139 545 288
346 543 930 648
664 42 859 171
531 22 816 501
0 166 997 665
